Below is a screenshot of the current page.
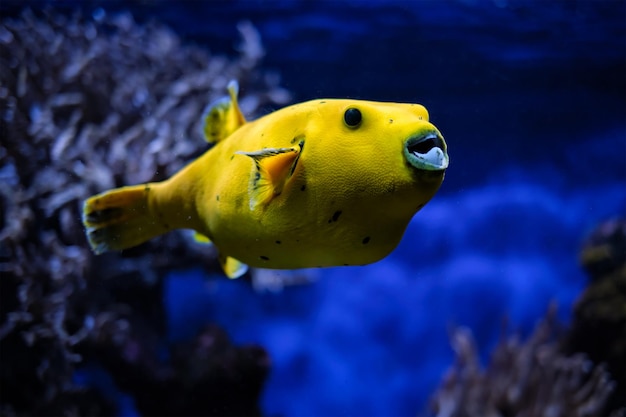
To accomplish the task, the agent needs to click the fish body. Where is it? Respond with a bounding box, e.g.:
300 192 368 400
83 81 449 277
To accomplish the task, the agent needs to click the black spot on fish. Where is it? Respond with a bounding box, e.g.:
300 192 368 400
343 263 349 266
300 184 306 191
389 118 394 124
144 184 151 192
230 155 234 160
319 100 326 104
216 195 220 201
328 210 342 223
362 236 371 245
260 255 269 261
275 240 281 244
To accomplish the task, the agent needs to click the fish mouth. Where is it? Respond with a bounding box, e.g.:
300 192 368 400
404 132 449 171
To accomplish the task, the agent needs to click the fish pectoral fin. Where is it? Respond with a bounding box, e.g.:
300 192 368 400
218 253 249 279
201 80 247 144
236 145 301 210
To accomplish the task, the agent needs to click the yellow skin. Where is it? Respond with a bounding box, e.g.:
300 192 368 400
83 81 449 278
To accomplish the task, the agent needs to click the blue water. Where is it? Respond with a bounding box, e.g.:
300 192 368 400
165 164 624 416
7 0 624 415
159 3 624 415
158 2 625 415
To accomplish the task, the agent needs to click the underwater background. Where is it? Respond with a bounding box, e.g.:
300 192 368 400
1 1 625 416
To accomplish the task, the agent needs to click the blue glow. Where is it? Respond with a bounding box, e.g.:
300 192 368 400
164 160 625 415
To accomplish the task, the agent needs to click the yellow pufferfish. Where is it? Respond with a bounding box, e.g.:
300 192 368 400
82 81 449 278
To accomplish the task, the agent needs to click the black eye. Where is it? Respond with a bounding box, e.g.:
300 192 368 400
344 108 362 128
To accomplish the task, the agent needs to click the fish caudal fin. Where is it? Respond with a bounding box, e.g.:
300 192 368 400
201 80 247 144
84 185 249 279
82 184 168 254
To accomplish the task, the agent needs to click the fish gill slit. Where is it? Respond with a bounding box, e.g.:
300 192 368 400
288 139 305 177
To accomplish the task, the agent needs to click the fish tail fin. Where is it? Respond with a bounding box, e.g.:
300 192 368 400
82 184 169 254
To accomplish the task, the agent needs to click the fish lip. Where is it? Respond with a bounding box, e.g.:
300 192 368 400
403 131 449 171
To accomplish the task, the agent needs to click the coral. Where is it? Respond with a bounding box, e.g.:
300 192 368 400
430 306 618 417
82 322 270 417
563 219 626 413
0 8 287 415
430 219 626 416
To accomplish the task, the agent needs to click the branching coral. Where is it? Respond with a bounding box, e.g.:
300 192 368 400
431 307 617 417
430 219 626 417
0 8 288 415
564 219 626 413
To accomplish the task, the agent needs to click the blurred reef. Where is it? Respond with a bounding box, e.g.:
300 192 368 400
431 219 626 417
566 219 626 414
0 9 286 416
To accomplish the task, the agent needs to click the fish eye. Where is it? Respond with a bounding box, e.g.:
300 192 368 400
343 108 362 128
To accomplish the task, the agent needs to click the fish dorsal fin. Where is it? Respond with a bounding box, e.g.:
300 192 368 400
218 253 249 279
201 80 247 144
236 142 303 210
